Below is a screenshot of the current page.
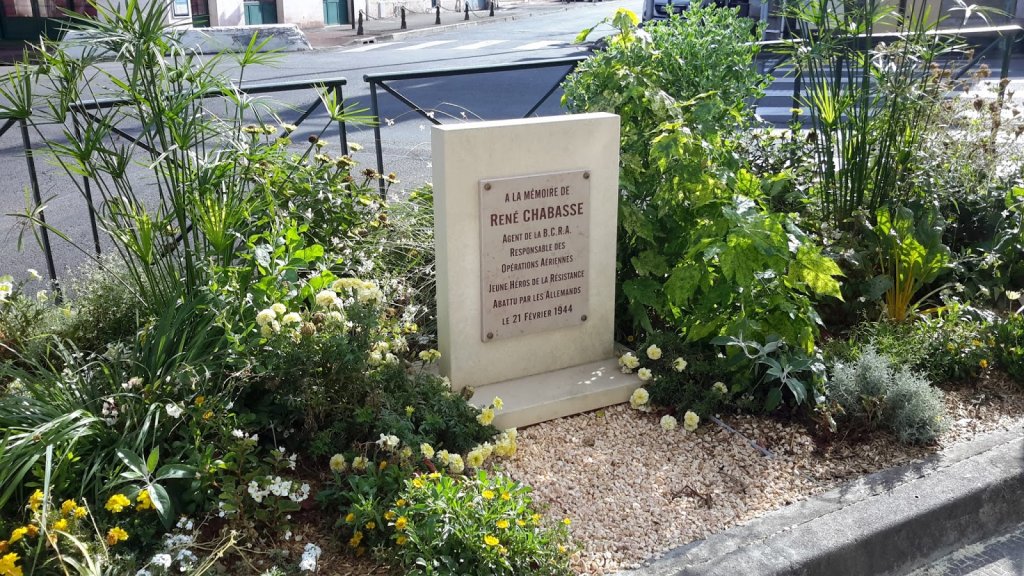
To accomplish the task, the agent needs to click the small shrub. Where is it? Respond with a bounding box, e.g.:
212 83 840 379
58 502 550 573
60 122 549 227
828 347 948 444
56 258 143 354
991 312 1024 383
389 470 574 576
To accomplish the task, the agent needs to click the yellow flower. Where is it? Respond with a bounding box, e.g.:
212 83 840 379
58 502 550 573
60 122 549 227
972 340 982 347
492 397 504 411
500 492 511 501
365 521 376 530
396 499 407 507
558 544 568 554
498 546 508 555
73 507 87 520
60 500 77 517
483 535 499 547
516 519 526 527
481 490 495 500
22 527 36 539
396 535 408 546
51 519 68 532
345 512 356 523
562 517 571 526
477 408 495 426
531 513 541 525
8 528 26 544
105 527 128 546
496 519 510 529
194 396 205 406
348 531 363 548
412 477 425 489
27 490 43 512
105 494 131 513
203 411 214 420
394 517 408 531
135 489 153 511
980 359 989 369
0 552 23 576
379 460 388 471
428 472 441 480
384 510 396 521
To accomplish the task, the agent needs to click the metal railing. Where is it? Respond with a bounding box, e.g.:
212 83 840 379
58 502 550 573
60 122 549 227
0 76 348 289
363 56 587 196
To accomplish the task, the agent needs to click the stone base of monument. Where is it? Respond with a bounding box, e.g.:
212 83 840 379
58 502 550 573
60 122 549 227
468 356 641 430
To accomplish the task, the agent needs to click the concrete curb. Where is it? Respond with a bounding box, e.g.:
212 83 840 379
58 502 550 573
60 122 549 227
615 427 1024 576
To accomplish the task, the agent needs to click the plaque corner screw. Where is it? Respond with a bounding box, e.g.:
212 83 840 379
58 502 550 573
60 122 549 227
583 171 590 180
484 183 492 191
581 315 588 322
486 332 494 340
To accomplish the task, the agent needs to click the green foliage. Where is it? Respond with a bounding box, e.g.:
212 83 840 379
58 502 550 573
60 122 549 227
991 307 1024 383
564 8 841 391
871 203 951 321
832 304 993 384
390 470 574 576
828 347 948 444
786 0 966 229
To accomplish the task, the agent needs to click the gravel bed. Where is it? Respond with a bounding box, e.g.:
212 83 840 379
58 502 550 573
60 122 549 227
502 375 1024 575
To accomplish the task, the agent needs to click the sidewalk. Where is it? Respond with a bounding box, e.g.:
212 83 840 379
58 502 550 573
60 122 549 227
303 0 574 49
0 0 576 64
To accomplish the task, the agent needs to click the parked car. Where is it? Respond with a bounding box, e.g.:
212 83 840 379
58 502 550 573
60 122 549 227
641 0 752 23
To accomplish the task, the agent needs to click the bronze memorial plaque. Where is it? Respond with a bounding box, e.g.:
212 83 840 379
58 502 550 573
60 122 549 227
479 170 590 342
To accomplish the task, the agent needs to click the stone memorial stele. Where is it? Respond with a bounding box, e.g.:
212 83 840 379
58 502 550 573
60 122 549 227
432 113 640 429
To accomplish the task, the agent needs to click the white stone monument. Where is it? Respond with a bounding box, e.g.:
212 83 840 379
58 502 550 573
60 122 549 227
432 113 640 429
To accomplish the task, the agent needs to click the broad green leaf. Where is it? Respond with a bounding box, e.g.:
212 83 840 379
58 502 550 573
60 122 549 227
146 447 159 474
116 448 148 480
150 483 173 530
788 246 843 299
155 464 197 481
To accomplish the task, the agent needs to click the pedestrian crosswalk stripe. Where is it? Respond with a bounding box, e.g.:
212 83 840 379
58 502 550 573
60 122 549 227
345 42 397 52
455 40 508 50
513 40 564 51
397 40 457 50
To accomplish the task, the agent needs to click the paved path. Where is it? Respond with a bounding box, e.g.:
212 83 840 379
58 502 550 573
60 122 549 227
906 524 1024 576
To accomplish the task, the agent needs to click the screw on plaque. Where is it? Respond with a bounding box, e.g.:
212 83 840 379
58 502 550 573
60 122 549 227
581 315 587 321
583 171 590 179
484 183 492 190
486 332 494 340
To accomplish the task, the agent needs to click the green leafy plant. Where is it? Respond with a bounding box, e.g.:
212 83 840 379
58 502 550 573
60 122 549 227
388 470 574 576
785 0 974 230
991 292 1024 382
871 204 952 321
828 346 948 444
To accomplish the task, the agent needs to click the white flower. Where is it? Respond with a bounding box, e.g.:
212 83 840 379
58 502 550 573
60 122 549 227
683 411 700 432
27 269 41 281
376 433 400 451
646 345 662 360
618 352 640 372
637 368 653 381
713 381 728 395
352 456 368 471
315 290 338 308
151 553 173 569
1008 290 1022 301
299 543 322 572
123 377 143 390
660 415 677 431
673 358 688 372
420 443 435 459
271 303 287 315
435 450 451 466
329 454 347 473
290 483 311 503
281 312 302 325
629 387 649 409
0 281 12 301
35 290 47 302
165 403 183 418
448 453 465 474
256 308 276 326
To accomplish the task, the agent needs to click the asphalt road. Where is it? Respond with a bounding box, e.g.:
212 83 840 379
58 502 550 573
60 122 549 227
0 0 641 286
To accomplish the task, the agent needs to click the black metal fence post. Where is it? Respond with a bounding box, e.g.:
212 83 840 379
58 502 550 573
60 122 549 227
489 0 494 16
401 6 407 29
435 5 440 24
19 119 60 297
464 2 469 20
368 81 387 199
357 10 364 35
70 117 102 256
